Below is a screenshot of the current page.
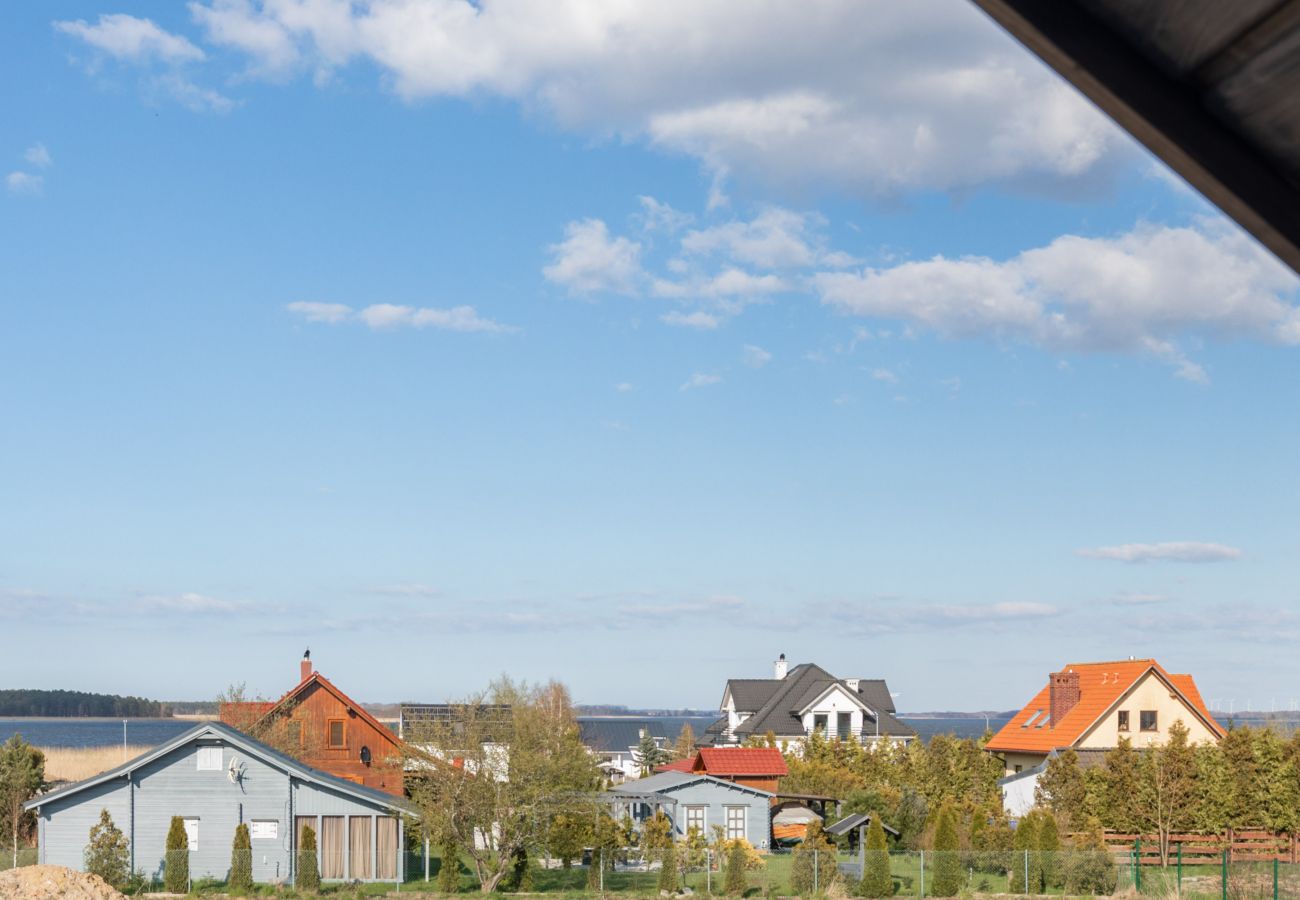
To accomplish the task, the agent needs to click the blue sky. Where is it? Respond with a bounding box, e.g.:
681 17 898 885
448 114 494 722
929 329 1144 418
4 0 1300 712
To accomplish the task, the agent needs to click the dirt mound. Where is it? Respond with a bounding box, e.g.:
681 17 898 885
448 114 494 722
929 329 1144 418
0 866 126 900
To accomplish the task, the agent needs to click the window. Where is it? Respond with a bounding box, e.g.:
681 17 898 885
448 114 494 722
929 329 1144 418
250 820 278 840
1013 765 1022 774
837 712 852 741
812 714 828 735
184 818 200 851
686 806 706 836
327 719 346 748
196 747 222 771
726 806 746 841
1118 711 1130 732
1140 710 1158 732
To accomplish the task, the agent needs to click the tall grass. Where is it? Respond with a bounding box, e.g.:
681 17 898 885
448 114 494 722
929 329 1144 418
40 745 154 783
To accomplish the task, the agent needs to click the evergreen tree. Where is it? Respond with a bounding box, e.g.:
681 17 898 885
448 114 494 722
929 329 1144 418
858 813 893 898
1099 740 1141 831
635 730 669 775
438 839 461 893
1137 721 1196 864
657 840 680 893
502 846 534 892
229 822 253 894
1034 750 1086 829
1192 742 1233 833
1036 811 1060 892
1062 818 1116 897
1008 812 1038 894
673 725 697 761
929 803 962 897
792 818 837 895
164 816 190 894
83 808 130 889
0 735 44 867
298 823 320 892
724 839 748 896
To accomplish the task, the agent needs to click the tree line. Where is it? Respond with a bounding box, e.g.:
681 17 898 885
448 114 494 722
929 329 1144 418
0 689 171 718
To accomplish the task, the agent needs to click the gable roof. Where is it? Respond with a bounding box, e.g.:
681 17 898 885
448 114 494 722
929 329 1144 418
724 679 783 712
694 747 788 777
656 757 696 773
984 659 1225 755
612 770 774 798
25 721 416 814
579 718 673 752
731 663 916 739
254 671 404 751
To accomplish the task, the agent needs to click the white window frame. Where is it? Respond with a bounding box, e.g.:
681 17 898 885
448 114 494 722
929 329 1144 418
196 747 222 771
250 820 278 841
725 806 746 842
184 817 200 851
685 806 707 836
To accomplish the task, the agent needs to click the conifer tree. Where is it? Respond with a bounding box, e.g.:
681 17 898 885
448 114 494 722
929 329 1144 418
1063 817 1116 897
1036 811 1060 892
658 840 680 893
635 730 669 775
83 808 130 889
792 818 837 895
298 823 320 892
1008 812 1038 894
929 803 962 897
673 725 697 761
1034 750 1086 829
439 839 461 893
858 813 892 898
724 838 748 896
229 822 253 894
164 816 189 894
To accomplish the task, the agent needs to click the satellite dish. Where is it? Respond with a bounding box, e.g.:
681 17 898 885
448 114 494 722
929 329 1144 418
359 746 372 766
228 757 246 784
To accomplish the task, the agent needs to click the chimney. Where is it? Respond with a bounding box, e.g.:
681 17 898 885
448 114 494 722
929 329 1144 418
1049 669 1080 726
774 653 788 680
300 649 312 683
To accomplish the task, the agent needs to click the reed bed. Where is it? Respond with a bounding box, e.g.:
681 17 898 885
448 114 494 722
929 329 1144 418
40 745 154 782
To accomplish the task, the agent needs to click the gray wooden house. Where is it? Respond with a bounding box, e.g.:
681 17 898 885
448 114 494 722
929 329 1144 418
25 721 414 886
609 771 773 849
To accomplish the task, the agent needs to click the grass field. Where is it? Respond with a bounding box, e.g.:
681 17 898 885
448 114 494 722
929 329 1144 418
40 744 153 782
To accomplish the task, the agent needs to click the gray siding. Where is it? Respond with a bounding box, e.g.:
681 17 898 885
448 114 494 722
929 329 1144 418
622 780 771 850
37 776 131 870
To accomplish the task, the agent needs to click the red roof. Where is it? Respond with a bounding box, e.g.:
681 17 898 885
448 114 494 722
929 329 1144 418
655 758 695 773
985 659 1224 755
694 747 788 777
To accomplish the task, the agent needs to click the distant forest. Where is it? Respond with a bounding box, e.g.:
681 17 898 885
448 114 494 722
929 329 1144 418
0 689 172 717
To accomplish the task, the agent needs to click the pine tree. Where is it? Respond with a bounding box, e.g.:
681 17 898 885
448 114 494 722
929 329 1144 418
1036 811 1060 892
83 808 130 889
724 839 748 896
438 839 461 893
658 840 680 893
1008 812 1038 894
229 822 253 895
1099 740 1141 832
164 816 190 894
929 803 962 897
858 813 892 898
635 730 669 775
298 823 320 892
1034 750 1086 829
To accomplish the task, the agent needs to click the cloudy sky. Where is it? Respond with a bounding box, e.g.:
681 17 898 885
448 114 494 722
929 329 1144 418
4 1 1300 712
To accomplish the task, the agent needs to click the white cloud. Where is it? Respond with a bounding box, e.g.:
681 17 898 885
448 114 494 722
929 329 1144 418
743 344 772 368
681 208 851 269
135 592 247 614
811 598 1060 633
543 219 643 295
5 172 43 195
815 220 1300 378
1077 542 1242 563
366 583 441 597
661 310 720 330
55 13 206 63
1112 592 1170 606
637 195 693 233
24 144 52 168
287 300 513 333
651 268 789 302
150 72 236 113
182 0 1127 197
680 372 722 391
287 300 352 323
871 368 898 384
614 382 634 393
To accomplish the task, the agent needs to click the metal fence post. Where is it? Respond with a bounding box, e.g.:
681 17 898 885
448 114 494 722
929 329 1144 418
921 850 926 899
600 848 605 893
814 849 819 895
1274 857 1279 900
1177 842 1182 898
1023 848 1028 897
1135 838 1142 893
706 849 710 895
1222 849 1228 900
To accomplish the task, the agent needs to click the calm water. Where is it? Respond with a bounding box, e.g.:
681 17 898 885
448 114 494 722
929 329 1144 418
2 715 1010 749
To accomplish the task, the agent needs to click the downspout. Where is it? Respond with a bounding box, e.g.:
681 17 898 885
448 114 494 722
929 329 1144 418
128 773 135 875
287 772 294 886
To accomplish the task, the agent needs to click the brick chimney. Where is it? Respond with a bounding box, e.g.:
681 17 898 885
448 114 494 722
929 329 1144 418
1049 669 1080 726
300 649 312 682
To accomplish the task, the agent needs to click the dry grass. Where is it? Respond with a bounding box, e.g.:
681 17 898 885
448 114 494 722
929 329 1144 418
40 745 154 783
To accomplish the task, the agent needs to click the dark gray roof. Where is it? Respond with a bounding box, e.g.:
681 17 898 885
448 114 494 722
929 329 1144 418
612 770 773 798
724 679 783 711
579 718 673 752
26 721 415 814
827 813 900 838
731 663 916 739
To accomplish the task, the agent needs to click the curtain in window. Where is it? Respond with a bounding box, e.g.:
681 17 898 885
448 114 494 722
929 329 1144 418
375 817 398 880
320 816 345 880
350 817 373 880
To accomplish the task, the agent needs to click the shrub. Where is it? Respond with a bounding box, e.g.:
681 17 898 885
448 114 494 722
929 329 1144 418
658 840 680 893
298 823 320 892
83 809 130 888
857 813 893 898
229 822 253 895
792 818 838 895
929 803 962 897
439 839 461 894
1036 811 1060 891
1008 812 1038 895
724 838 748 896
1062 819 1116 896
164 816 189 894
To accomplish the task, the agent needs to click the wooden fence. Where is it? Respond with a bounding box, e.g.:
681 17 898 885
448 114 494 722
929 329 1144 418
1080 829 1299 865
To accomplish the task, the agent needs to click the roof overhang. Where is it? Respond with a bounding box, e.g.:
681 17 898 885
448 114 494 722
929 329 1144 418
797 682 872 718
970 0 1300 275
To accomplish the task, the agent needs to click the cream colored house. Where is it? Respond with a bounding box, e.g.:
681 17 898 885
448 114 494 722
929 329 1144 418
984 658 1224 778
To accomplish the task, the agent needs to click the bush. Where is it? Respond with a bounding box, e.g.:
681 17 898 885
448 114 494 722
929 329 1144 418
792 818 838 895
857 813 893 898
229 822 253 894
1036 811 1060 890
83 809 130 888
1008 811 1039 895
658 841 680 893
1062 819 1116 896
298 823 320 892
439 839 461 893
929 804 962 897
724 839 748 896
164 816 189 894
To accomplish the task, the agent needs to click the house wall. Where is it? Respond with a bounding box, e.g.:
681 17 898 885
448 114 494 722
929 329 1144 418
800 686 866 738
34 735 403 885
995 751 1049 776
1076 672 1220 750
999 770 1041 818
659 781 771 850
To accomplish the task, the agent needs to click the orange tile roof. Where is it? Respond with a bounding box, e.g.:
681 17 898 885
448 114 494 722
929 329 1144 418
655 758 695 773
694 747 789 776
984 659 1224 754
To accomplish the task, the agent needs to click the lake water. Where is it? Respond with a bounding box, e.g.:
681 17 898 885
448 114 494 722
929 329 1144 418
3 715 1012 749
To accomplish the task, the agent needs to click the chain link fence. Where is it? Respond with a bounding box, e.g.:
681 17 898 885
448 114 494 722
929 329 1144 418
0 848 39 872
